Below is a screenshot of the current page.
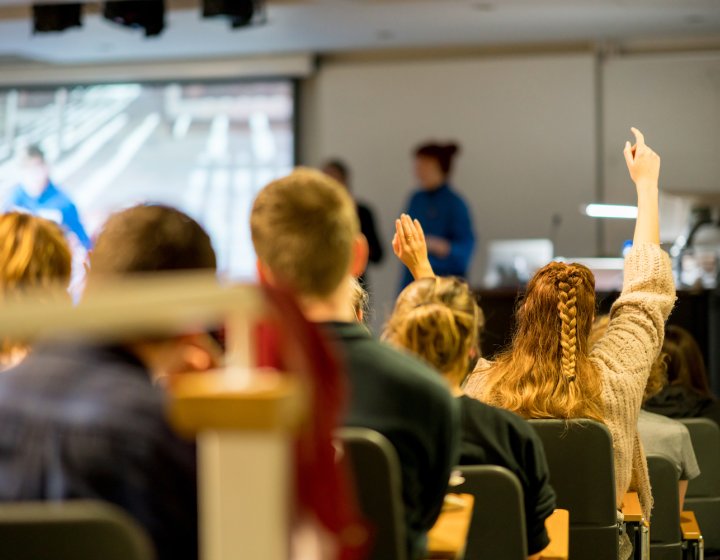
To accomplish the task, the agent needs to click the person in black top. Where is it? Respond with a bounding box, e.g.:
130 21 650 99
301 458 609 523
322 159 384 284
385 222 556 557
0 205 221 560
250 168 459 560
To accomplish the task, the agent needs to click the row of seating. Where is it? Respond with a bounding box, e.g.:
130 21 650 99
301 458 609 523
342 417 720 560
0 417 714 559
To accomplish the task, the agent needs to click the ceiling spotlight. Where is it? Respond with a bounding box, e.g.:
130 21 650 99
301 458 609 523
103 0 165 37
202 0 265 29
32 3 83 33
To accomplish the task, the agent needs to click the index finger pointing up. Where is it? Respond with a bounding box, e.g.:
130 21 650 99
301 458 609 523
631 127 645 148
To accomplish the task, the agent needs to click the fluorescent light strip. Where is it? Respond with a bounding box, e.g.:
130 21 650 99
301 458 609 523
584 204 638 219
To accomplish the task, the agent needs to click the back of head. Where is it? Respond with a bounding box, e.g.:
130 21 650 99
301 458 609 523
89 205 216 277
0 212 71 363
663 325 713 399
383 277 482 382
0 212 71 300
322 159 350 187
414 142 460 175
250 167 359 298
484 261 604 421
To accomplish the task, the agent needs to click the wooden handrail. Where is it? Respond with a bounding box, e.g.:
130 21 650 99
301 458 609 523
168 370 306 436
681 511 702 541
541 509 569 560
621 491 643 522
426 494 474 560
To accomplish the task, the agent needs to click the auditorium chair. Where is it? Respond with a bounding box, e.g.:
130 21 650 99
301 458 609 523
647 453 705 560
647 454 684 560
337 427 407 560
529 419 647 560
0 500 154 560
452 465 527 560
680 418 720 555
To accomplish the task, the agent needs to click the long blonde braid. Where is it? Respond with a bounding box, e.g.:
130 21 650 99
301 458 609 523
557 273 579 382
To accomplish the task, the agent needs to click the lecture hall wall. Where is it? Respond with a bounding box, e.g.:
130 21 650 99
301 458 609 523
301 50 720 325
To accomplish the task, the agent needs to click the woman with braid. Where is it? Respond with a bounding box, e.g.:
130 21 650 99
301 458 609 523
394 128 675 556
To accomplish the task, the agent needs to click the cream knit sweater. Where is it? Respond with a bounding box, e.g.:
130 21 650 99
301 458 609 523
464 243 676 519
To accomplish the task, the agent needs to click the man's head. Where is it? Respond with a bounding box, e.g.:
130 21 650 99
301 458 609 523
18 145 50 197
322 159 350 189
89 204 216 278
87 204 219 380
250 168 367 303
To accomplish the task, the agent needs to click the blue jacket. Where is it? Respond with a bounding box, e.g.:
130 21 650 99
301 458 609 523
5 181 92 250
400 184 475 289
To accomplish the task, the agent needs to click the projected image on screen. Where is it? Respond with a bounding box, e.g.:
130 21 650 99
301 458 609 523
0 80 295 280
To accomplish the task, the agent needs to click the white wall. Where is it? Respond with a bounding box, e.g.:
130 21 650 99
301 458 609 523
602 52 720 253
303 53 598 326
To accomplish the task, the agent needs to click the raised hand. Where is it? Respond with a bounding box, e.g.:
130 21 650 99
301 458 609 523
392 214 435 280
623 127 660 188
623 127 661 245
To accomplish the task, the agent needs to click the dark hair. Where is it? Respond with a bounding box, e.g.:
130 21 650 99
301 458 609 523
414 142 461 175
323 159 350 183
24 145 45 162
90 205 216 276
664 325 715 399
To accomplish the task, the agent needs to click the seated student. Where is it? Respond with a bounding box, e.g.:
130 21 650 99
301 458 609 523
0 205 219 560
592 317 700 510
644 325 720 426
0 212 72 368
383 272 556 559
462 129 674 542
250 168 460 560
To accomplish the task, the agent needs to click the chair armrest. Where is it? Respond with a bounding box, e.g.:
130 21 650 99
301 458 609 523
621 491 643 522
681 511 702 541
541 509 569 560
426 493 474 560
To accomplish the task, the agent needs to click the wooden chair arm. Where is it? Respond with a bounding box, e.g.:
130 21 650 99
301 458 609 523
541 509 569 560
426 494 474 560
621 491 644 522
681 511 702 541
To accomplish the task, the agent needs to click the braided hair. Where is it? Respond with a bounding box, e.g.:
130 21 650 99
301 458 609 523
479 261 604 422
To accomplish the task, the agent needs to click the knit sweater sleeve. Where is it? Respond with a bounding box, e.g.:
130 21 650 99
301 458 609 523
590 242 676 387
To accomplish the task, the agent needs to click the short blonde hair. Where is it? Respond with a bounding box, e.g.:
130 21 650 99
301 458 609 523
383 277 483 381
250 168 359 297
0 212 71 299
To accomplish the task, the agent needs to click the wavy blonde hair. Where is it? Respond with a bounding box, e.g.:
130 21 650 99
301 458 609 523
479 262 604 422
0 212 72 361
383 277 483 383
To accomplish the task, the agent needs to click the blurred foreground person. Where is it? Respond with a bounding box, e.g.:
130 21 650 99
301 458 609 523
0 205 218 560
0 212 71 368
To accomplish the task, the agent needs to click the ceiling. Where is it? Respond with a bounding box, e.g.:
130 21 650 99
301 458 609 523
0 0 718 65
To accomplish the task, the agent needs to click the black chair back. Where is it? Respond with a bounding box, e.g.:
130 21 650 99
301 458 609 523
680 418 720 553
337 427 407 560
647 454 683 560
454 465 527 560
529 418 619 559
0 501 154 560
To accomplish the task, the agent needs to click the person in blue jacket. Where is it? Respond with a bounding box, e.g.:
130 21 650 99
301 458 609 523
5 145 92 251
399 142 475 290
